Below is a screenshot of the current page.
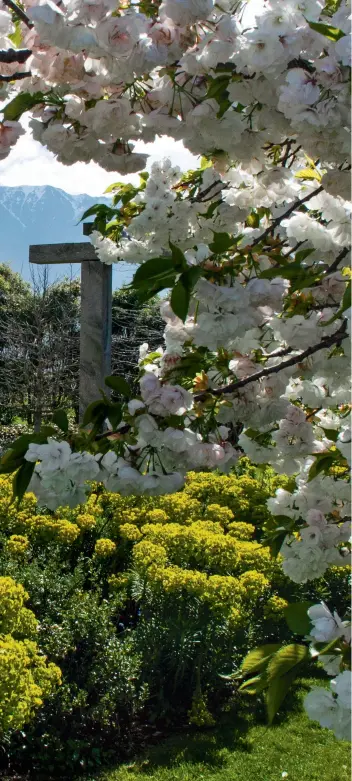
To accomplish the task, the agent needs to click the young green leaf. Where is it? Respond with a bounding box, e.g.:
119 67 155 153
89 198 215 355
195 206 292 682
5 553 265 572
104 181 124 193
307 19 346 41
238 675 269 695
52 409 69 434
9 20 22 48
240 644 282 676
266 643 309 682
105 375 131 397
295 168 321 182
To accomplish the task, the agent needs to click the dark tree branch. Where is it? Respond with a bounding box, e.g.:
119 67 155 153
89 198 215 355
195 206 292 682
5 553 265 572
191 180 224 203
249 185 324 248
282 240 305 257
266 344 293 359
95 424 131 440
1 0 33 28
194 324 347 401
0 71 30 81
0 47 31 63
287 58 315 74
323 247 350 277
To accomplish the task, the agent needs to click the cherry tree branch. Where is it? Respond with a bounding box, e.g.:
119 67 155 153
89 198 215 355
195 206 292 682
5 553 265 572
191 180 224 203
323 247 350 277
0 71 30 81
0 47 31 63
95 424 131 440
194 324 347 401
1 0 33 28
249 185 324 248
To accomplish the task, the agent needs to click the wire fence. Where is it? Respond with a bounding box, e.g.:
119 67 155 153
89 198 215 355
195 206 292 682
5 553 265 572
0 290 164 429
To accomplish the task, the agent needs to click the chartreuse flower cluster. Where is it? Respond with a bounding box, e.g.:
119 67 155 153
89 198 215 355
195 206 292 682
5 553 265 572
0 576 61 734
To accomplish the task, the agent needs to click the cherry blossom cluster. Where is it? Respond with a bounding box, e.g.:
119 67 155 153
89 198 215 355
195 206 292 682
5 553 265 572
304 603 351 741
0 0 351 171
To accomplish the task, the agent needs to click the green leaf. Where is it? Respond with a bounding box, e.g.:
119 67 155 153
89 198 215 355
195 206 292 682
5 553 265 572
52 409 69 434
171 280 190 322
9 20 22 48
266 668 300 724
132 257 176 285
307 453 337 482
82 400 108 427
260 261 303 280
133 275 177 303
284 602 315 635
12 461 36 505
217 98 232 118
246 212 260 228
209 232 236 254
206 76 230 100
105 375 131 397
40 426 57 438
321 427 339 442
295 168 321 182
107 403 123 429
240 644 282 676
104 181 124 193
307 19 346 41
169 241 188 272
239 675 269 695
295 248 315 264
269 530 289 558
320 281 351 326
79 204 118 223
314 636 342 657
338 280 351 317
0 433 47 464
3 92 45 121
170 266 202 322
266 644 309 683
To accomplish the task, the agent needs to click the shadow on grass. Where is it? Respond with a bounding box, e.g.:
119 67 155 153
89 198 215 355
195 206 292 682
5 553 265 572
140 713 252 773
91 679 314 780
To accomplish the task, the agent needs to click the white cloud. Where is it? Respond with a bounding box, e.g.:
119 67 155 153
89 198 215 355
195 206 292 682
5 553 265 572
0 124 199 195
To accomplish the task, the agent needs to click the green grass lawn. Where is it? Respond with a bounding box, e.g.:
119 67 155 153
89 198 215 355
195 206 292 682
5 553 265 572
87 680 350 781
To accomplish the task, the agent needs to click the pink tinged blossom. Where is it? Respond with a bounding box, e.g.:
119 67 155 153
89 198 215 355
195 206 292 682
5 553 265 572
0 122 24 160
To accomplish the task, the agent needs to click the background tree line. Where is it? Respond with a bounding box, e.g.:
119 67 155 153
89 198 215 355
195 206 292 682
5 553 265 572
0 263 164 429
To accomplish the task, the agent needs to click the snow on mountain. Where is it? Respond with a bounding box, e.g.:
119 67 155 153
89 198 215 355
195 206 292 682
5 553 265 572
0 185 133 286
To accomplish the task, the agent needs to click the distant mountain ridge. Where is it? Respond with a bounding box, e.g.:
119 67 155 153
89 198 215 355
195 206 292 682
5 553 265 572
0 185 134 287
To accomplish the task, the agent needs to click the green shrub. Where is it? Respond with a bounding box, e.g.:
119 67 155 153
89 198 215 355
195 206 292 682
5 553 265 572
0 463 348 778
0 576 61 735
